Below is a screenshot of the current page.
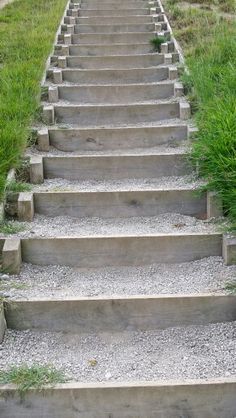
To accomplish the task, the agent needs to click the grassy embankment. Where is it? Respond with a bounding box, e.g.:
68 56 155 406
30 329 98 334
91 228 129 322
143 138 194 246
165 0 236 224
0 0 67 201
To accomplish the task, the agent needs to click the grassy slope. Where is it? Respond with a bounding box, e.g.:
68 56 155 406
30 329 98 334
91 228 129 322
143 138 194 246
0 0 67 200
165 1 236 224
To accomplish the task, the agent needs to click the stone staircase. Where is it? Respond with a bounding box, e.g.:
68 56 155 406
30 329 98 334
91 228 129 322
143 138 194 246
1 0 236 416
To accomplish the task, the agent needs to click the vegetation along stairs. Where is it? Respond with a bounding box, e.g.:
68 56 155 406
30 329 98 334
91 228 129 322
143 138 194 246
1 0 236 416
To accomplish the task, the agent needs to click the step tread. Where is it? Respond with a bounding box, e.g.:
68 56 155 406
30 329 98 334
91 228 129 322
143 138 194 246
1 322 236 382
3 257 234 300
28 144 187 157
14 213 221 239
31 175 203 192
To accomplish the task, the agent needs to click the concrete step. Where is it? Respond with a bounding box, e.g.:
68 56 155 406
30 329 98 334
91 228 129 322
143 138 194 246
5 294 236 333
68 43 154 56
42 152 189 180
80 1 158 12
71 32 156 44
80 1 158 9
73 23 156 33
19 232 222 267
58 66 170 84
72 15 155 24
52 102 181 126
1 378 236 418
48 124 188 151
78 9 152 16
53 83 175 104
33 188 206 219
65 53 166 69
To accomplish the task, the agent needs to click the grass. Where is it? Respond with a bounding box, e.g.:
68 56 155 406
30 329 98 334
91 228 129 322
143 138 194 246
0 0 67 202
5 180 31 193
0 365 67 397
225 281 236 293
165 1 236 227
0 281 29 291
0 220 25 234
150 35 169 52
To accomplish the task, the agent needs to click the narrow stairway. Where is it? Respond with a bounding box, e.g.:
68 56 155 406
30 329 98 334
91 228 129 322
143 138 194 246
1 0 236 416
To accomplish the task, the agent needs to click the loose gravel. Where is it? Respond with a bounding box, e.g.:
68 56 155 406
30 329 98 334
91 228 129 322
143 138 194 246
27 142 188 156
1 322 236 382
11 213 222 238
31 175 204 192
1 257 234 299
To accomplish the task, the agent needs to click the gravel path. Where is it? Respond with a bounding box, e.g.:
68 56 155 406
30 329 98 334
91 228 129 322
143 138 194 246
1 322 236 382
27 143 188 156
0 257 233 299
31 175 204 192
8 213 222 238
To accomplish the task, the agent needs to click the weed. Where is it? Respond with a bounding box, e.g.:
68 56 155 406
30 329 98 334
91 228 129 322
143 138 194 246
0 365 67 398
218 0 236 13
0 281 29 291
0 221 25 235
150 35 169 52
5 180 31 193
225 281 236 293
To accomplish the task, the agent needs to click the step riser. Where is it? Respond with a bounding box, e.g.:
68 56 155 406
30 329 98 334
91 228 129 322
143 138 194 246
34 190 206 219
21 234 222 267
68 43 153 56
49 125 188 151
43 154 188 180
78 9 151 16
54 103 180 126
80 2 157 9
74 16 154 24
1 381 236 418
66 54 165 69
73 23 155 33
61 67 169 84
56 84 174 104
6 295 236 333
71 32 155 44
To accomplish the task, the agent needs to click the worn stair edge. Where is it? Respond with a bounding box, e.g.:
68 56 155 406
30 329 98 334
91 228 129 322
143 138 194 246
67 43 159 56
52 67 170 84
33 189 206 219
51 102 182 126
68 15 156 24
20 233 222 267
1 378 236 418
72 23 156 33
77 9 154 16
65 53 166 68
47 124 188 151
43 153 190 181
49 83 175 104
5 294 236 333
70 32 156 44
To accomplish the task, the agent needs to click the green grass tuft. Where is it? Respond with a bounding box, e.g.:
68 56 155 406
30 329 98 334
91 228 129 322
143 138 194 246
225 281 236 293
150 35 169 52
0 221 25 235
5 180 31 193
0 365 67 397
